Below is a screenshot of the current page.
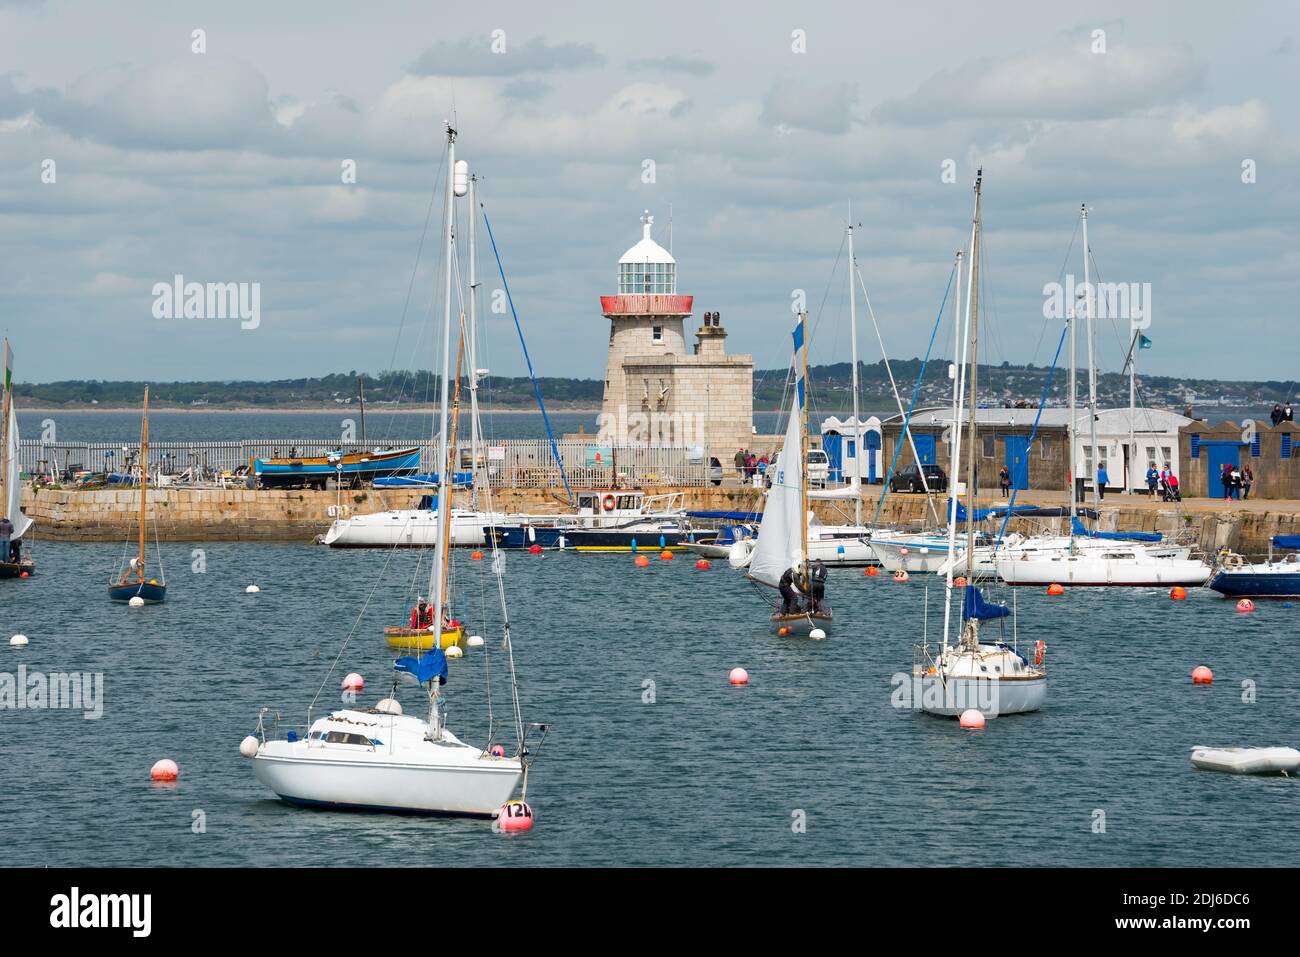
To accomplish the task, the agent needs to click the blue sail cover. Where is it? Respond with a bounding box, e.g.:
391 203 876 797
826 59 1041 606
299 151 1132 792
947 499 1068 523
962 586 1010 622
394 649 448 686
1273 536 1300 549
1071 517 1162 542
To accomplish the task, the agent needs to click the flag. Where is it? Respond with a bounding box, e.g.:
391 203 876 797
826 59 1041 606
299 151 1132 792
1138 334 1152 350
792 315 805 412
2 341 10 393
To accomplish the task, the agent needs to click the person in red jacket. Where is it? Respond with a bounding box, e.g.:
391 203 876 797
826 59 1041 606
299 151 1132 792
409 597 434 629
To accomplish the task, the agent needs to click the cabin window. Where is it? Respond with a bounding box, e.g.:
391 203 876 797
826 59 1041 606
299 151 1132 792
578 494 597 510
323 731 373 746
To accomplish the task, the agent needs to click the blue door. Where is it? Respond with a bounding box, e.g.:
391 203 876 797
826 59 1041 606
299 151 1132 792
823 433 843 482
865 432 880 483
913 433 936 466
1204 442 1243 497
1004 435 1029 490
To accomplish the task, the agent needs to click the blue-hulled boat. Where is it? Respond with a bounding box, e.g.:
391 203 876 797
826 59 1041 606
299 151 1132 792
1208 536 1300 599
109 387 166 604
252 446 420 489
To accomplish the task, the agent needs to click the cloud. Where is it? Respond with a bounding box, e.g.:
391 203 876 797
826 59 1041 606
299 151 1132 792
408 36 605 77
760 78 857 135
627 55 714 76
502 78 553 103
876 42 1205 124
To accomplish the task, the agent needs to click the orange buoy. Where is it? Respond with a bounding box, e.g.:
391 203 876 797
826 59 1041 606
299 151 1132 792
777 627 789 637
959 709 986 730
528 543 543 554
1192 665 1214 685
489 744 506 757
892 570 909 582
496 799 534 832
1046 582 1065 596
150 758 179 782
865 566 879 577
659 550 674 561
695 559 711 569
1170 586 1187 601
1236 598 1255 613
634 554 651 567
19 571 28 578
729 667 749 685
470 550 484 561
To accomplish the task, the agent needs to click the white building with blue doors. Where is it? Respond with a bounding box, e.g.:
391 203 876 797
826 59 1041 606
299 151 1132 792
820 416 883 484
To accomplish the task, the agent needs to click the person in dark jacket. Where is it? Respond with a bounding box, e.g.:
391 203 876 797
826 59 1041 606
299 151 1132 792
998 466 1011 498
1221 462 1233 500
1271 404 1284 426
778 564 803 614
0 516 12 566
807 559 827 611
1146 464 1159 497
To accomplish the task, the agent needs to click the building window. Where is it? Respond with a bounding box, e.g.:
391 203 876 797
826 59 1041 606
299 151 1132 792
652 325 663 343
1190 434 1200 458
982 434 994 458
1283 435 1292 459
1161 446 1172 467
1145 445 1156 466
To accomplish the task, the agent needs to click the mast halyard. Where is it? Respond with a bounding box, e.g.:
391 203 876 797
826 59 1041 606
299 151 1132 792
847 212 862 525
439 321 467 614
942 249 965 652
467 174 482 512
1082 203 1100 516
0 339 9 529
964 170 982 585
138 385 149 579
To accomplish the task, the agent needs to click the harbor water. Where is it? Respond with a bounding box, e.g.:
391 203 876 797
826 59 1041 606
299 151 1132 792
4 540 1297 866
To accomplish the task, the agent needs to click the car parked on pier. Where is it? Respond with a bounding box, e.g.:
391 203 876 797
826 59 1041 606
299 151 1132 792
889 463 948 493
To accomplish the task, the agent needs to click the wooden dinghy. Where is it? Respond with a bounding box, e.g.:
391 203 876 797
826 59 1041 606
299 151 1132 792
384 625 464 651
771 604 832 636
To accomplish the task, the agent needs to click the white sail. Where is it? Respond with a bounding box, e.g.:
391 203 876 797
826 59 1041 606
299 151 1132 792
5 401 31 541
749 382 804 588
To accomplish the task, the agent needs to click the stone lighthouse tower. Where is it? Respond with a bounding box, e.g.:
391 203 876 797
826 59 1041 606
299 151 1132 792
598 212 753 456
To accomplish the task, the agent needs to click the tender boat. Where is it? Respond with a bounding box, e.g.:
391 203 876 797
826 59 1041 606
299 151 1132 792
1208 536 1300 599
1191 746 1300 775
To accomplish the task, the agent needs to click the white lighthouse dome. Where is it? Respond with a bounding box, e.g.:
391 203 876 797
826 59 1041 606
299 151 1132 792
618 211 676 294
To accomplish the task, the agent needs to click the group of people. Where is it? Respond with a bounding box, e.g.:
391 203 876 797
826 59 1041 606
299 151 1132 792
0 516 18 565
733 448 769 481
1270 404 1295 426
1144 465 1182 502
778 559 828 615
1220 462 1254 501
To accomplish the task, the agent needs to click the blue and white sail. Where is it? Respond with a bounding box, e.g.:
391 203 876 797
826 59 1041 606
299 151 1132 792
748 317 806 589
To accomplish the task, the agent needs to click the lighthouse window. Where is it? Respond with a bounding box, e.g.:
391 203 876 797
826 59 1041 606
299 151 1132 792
652 325 663 342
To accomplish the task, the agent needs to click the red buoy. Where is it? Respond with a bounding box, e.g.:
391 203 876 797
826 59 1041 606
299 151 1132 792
959 709 986 730
1192 665 1214 685
1046 582 1065 596
695 559 711 569
865 566 879 577
342 672 364 692
528 544 543 554
634 554 650 567
1170 586 1187 601
729 667 749 685
496 799 534 832
470 550 484 561
659 550 674 561
1236 598 1255 613
150 758 179 782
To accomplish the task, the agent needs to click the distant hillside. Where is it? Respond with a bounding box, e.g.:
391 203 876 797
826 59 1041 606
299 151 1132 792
13 361 1299 412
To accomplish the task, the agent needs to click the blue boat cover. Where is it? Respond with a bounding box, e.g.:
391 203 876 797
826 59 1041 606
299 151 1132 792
686 510 763 521
1071 517 1162 542
394 649 448 686
1273 535 1300 549
962 586 1010 622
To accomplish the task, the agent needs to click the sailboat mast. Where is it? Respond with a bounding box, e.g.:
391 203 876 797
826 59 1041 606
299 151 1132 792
139 385 149 576
439 324 466 611
0 339 9 525
428 126 458 671
942 249 965 649
964 170 983 575
1068 245 1078 526
800 310 809 567
467 174 482 510
357 376 366 446
847 212 862 525
1082 204 1099 514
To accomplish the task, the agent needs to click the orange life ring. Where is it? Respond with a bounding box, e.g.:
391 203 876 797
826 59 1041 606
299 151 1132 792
602 494 616 511
1034 640 1046 666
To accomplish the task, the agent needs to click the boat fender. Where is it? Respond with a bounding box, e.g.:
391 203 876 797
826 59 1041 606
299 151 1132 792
1034 640 1046 666
602 494 616 511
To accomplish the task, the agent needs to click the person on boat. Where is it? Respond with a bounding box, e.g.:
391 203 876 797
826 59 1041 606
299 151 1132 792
8 537 20 565
409 597 434 629
778 563 804 614
1146 464 1159 497
0 516 11 566
807 559 828 611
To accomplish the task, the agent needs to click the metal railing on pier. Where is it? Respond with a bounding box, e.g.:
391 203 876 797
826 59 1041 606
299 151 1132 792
17 438 710 489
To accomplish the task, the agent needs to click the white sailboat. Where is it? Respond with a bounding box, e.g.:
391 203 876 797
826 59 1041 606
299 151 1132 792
0 339 35 579
741 312 832 635
914 169 1046 718
993 205 1211 588
249 126 543 817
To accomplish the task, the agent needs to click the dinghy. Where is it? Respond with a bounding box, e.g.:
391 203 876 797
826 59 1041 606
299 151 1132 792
1190 746 1300 775
108 387 166 603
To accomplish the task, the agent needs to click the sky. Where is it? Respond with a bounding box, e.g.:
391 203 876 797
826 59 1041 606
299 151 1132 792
0 0 1296 386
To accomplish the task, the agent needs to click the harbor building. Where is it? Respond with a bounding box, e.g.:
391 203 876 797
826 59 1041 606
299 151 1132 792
596 213 754 461
820 415 883 483
1179 419 1300 499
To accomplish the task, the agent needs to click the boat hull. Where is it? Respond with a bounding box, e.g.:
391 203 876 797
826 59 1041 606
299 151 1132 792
562 527 690 552
1207 569 1300 599
916 674 1047 716
771 604 833 635
254 447 421 489
384 625 464 650
323 510 493 548
0 559 35 579
995 555 1212 587
109 580 167 603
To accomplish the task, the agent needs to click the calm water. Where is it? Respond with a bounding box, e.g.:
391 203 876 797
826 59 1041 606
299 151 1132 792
3 541 1297 867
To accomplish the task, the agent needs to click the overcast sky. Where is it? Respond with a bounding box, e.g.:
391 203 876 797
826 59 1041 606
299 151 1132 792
1 0 1296 386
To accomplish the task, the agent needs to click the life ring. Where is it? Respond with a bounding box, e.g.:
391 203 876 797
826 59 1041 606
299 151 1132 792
1034 640 1046 666
602 494 616 511
1224 553 1244 571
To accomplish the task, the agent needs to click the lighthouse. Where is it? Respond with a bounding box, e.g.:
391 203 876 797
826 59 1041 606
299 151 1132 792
598 212 753 456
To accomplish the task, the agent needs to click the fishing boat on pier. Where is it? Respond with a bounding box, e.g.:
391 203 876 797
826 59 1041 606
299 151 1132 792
0 339 35 580
252 445 420 490
108 387 166 603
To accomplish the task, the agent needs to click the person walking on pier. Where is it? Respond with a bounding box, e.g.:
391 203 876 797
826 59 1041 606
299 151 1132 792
1221 462 1233 501
1096 463 1109 501
1146 463 1159 497
1242 464 1254 500
734 448 746 482
998 466 1011 498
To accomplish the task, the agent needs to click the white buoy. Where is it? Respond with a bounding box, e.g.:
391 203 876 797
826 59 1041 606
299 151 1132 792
9 634 28 647
128 596 145 607
374 697 403 715
245 584 260 594
445 645 464 659
467 635 485 648
809 628 826 641
239 735 259 758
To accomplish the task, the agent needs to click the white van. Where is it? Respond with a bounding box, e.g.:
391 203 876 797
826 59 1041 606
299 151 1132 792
766 449 831 489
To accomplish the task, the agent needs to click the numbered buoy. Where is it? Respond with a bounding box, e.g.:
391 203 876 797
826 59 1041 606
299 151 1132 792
342 672 364 692
959 709 986 730
729 667 749 686
150 758 179 782
496 799 534 832
489 744 506 757
245 584 260 594
470 550 483 561
634 554 650 568
1236 598 1255 613
528 544 543 555
239 735 259 758
128 596 145 607
1170 586 1187 601
9 634 28 647
892 570 909 582
445 645 464 659
1046 582 1065 596
1192 665 1214 685
695 559 711 569
659 550 674 561
865 567 879 577
809 628 826 640
467 634 484 648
